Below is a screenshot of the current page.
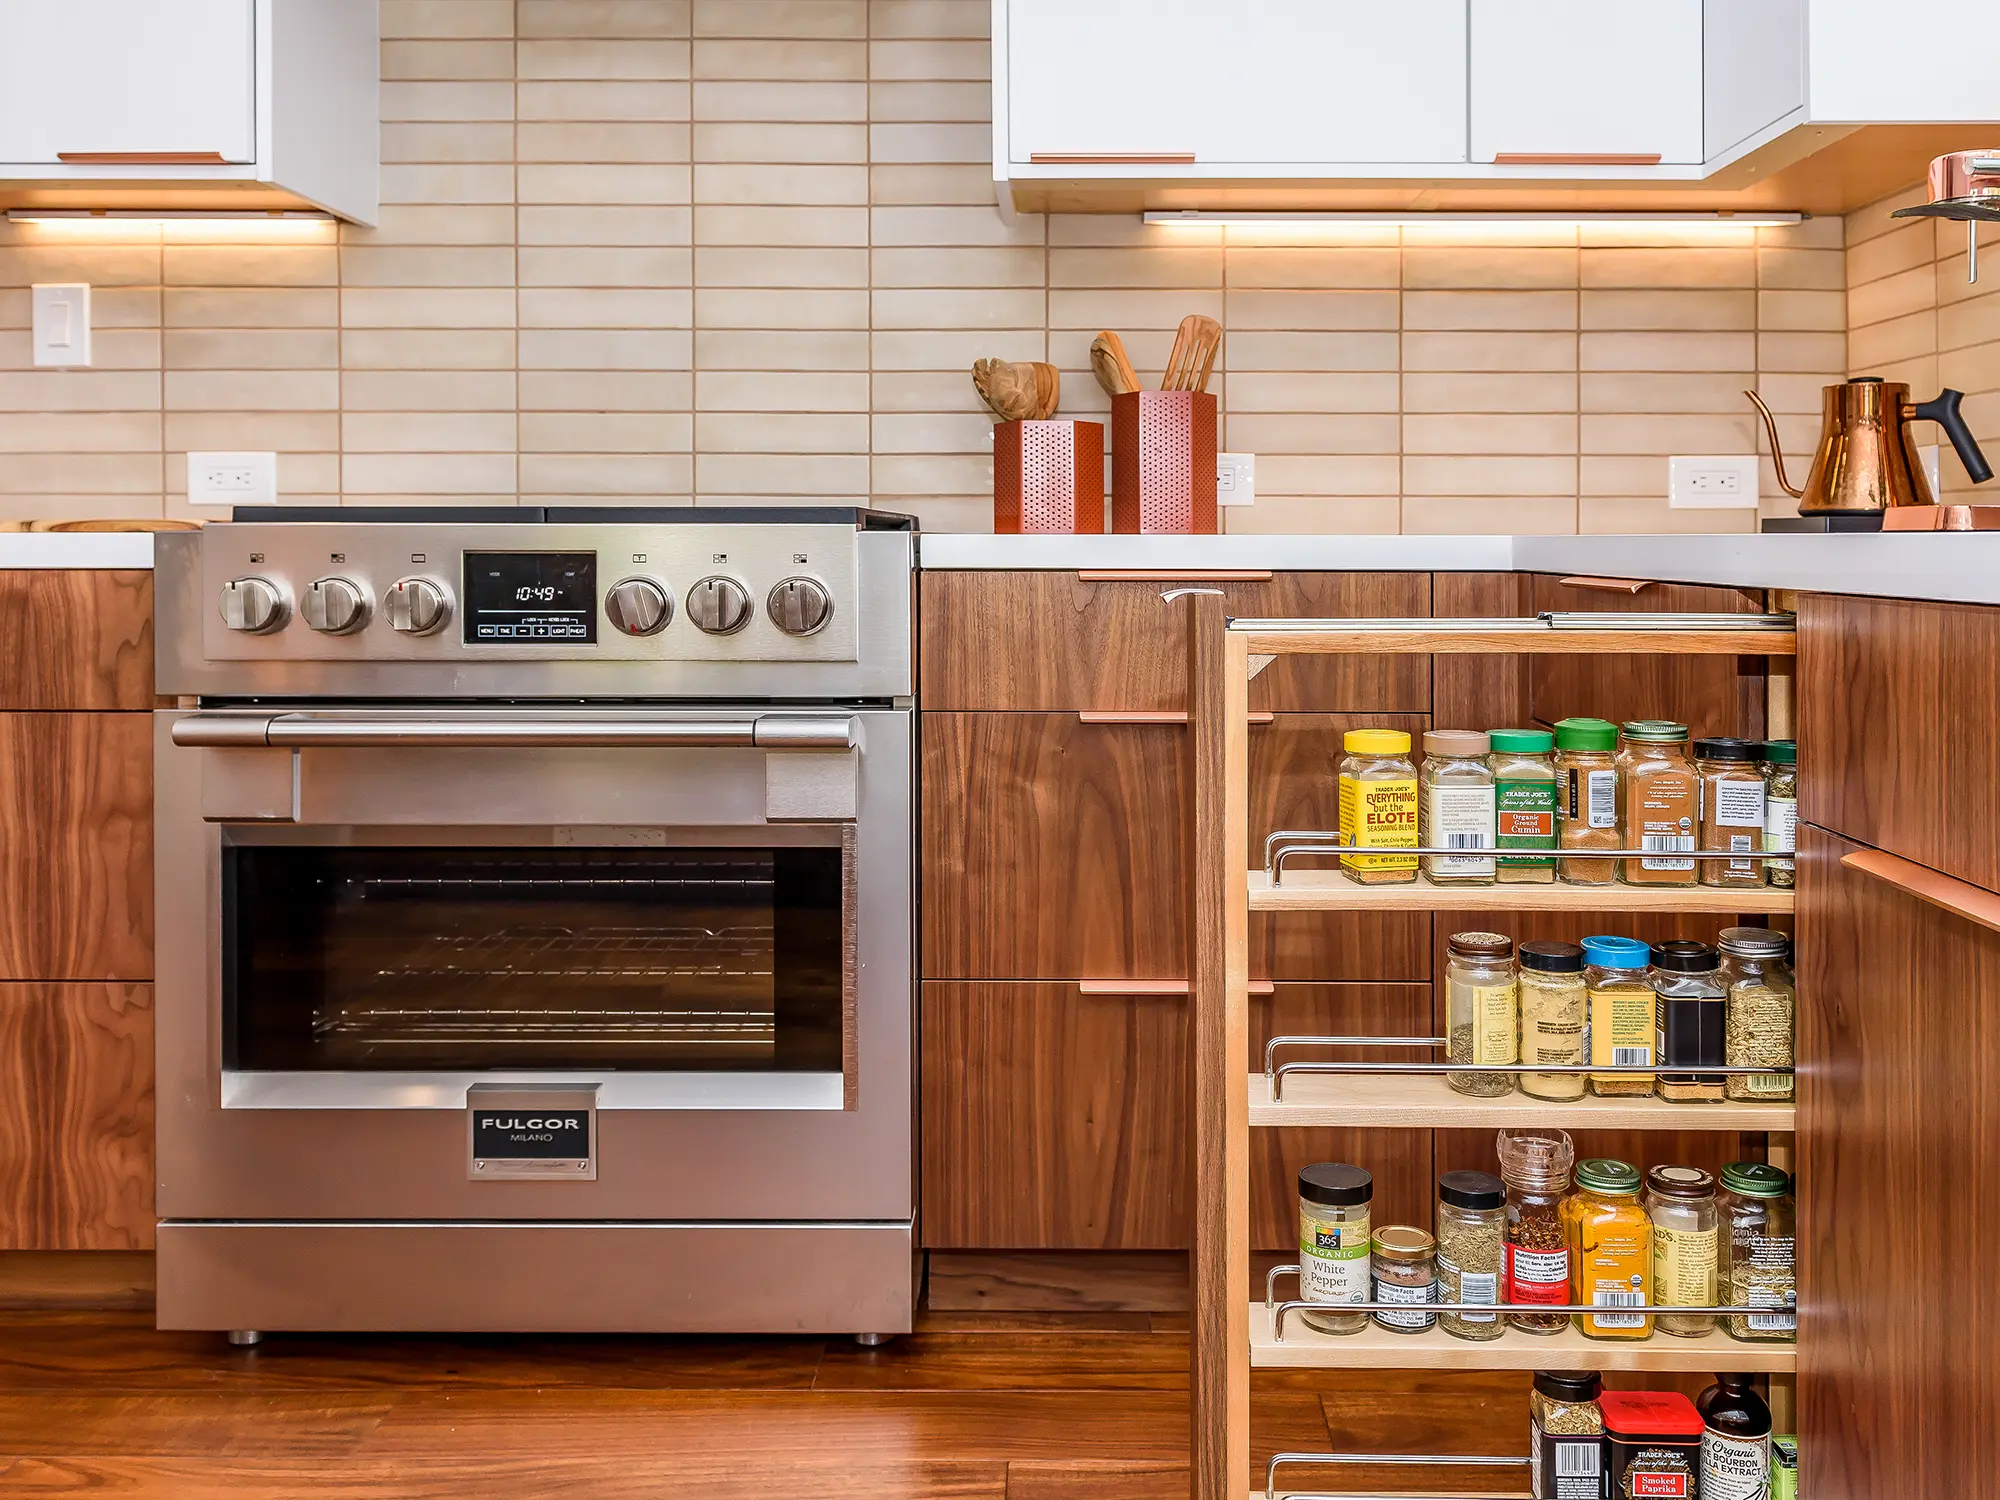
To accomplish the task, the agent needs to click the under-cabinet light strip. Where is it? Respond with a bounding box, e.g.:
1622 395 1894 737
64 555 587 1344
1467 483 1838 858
1145 209 1805 227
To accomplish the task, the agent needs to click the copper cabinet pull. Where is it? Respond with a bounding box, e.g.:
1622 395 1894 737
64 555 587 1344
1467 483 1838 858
1077 570 1273 582
1029 153 1196 165
57 151 231 164
1558 575 1655 594
1077 979 1275 996
1075 711 1275 725
1842 848 2000 937
1492 152 1664 166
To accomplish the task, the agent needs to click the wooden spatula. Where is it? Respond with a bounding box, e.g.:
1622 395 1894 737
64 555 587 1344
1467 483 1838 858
1089 331 1142 397
1161 314 1222 393
971 358 1041 422
1029 361 1061 419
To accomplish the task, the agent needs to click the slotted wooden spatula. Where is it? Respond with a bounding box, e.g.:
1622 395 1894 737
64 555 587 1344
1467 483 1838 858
1161 314 1222 393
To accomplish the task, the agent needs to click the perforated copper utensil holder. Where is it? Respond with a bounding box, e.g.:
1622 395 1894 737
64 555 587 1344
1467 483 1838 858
1111 390 1218 534
993 419 1105 533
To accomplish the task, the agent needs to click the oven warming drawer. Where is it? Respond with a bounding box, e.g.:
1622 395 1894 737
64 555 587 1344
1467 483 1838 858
156 1220 915 1334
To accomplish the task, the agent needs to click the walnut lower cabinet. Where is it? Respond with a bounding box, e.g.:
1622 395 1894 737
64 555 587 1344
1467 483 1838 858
1799 825 2000 1498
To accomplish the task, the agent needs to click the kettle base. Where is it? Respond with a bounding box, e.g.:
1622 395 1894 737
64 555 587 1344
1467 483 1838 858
1761 514 1886 534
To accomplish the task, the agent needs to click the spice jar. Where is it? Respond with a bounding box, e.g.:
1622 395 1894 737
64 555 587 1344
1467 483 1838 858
1644 1165 1718 1336
1617 721 1697 886
1489 728 1557 883
1435 1170 1505 1341
1696 737 1770 888
1530 1370 1605 1499
1518 940 1587 1102
1420 729 1496 886
1762 740 1798 888
1602 1391 1703 1500
1699 1372 1773 1500
1371 1225 1438 1334
1338 729 1419 885
1446 931 1517 1097
1583 935 1654 1098
1719 1161 1796 1342
1298 1163 1372 1334
1498 1128 1574 1336
1653 939 1726 1104
1563 1157 1652 1339
1554 716 1620 886
1719 926 1795 1103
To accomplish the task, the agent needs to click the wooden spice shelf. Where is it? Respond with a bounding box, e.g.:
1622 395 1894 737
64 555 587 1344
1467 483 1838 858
1248 1072 1795 1131
1247 869 1796 914
1248 1303 1797 1372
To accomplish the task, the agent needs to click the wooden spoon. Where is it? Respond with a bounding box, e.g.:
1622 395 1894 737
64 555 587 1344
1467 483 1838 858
1161 314 1223 393
971 358 1041 422
1029 361 1060 419
1089 331 1142 397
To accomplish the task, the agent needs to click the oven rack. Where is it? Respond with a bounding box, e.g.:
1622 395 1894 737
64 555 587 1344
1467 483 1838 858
364 924 779 984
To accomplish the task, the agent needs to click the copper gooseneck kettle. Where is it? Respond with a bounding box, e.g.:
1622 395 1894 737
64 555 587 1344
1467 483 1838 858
1746 379 1993 514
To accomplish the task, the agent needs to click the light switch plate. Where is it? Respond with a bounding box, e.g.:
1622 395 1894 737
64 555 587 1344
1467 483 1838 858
1669 454 1759 509
31 284 91 368
187 451 278 507
1218 451 1255 506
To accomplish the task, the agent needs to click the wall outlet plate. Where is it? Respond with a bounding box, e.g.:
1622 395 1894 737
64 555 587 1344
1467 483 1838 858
30 283 90 368
187 451 278 507
1669 453 1759 509
1218 451 1255 506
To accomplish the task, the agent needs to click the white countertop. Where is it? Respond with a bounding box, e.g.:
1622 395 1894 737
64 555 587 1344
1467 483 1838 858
918 531 2000 607
0 533 156 569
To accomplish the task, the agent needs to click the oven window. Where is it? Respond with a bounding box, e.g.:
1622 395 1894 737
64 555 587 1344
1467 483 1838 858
224 846 843 1072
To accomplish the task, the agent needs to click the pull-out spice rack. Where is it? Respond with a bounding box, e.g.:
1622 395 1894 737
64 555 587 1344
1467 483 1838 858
1183 605 1800 1500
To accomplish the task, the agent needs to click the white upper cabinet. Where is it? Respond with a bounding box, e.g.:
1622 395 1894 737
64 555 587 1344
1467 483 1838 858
1705 0 1807 161
1004 0 1467 166
1469 1 1705 166
1810 0 2000 122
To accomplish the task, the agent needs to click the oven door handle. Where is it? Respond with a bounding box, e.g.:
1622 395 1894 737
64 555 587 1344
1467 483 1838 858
170 713 857 750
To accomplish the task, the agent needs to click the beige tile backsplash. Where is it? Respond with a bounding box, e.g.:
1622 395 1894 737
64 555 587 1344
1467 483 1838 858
0 0 1862 533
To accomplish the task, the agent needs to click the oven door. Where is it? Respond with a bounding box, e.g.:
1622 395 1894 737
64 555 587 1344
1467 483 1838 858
154 707 911 1225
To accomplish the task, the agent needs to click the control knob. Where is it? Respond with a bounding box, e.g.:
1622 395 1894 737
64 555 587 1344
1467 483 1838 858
219 577 289 634
385 577 452 636
302 576 371 635
686 575 752 635
767 577 834 636
605 577 673 637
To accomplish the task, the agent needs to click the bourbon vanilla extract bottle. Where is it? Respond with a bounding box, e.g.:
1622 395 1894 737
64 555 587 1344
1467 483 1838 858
1698 1371 1773 1499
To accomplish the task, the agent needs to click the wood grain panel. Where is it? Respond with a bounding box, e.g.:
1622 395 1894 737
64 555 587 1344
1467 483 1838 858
922 713 1427 981
0 571 153 711
0 713 153 982
1798 593 2000 893
1799 825 2000 1500
1432 572 1532 731
0 985 153 1252
1529 575 1767 738
920 572 1430 713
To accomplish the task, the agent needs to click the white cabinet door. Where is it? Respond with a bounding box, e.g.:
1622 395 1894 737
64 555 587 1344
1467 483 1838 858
1206 0 1467 164
1470 0 1704 165
1811 0 2000 122
6 0 256 166
1006 0 1210 163
1704 0 1805 160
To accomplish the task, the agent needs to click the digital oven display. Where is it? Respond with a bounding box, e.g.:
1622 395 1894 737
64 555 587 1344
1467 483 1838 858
463 552 597 644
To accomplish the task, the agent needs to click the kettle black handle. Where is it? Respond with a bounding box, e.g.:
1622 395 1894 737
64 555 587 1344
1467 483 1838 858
1913 388 1994 484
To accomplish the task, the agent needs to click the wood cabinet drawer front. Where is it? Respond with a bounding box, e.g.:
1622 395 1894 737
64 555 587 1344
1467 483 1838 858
0 982 153 1251
920 571 1432 712
1529 574 1768 739
921 981 1430 1252
1799 593 2000 892
0 571 154 711
1798 827 2000 1498
921 712 1428 981
0 713 152 982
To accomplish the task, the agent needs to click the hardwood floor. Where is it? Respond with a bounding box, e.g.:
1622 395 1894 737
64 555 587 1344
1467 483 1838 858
0 1310 1533 1497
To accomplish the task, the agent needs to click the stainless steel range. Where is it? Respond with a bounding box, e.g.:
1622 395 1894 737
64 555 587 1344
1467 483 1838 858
152 506 915 1339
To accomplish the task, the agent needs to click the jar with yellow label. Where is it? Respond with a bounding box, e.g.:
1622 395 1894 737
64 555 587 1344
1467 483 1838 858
1583 934 1655 1098
1338 729 1419 885
1563 1157 1653 1339
1446 931 1517 1097
1646 1165 1718 1337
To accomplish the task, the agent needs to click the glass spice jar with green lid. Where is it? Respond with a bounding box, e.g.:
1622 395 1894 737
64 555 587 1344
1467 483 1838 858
1618 721 1698 887
1489 728 1558 883
1555 716 1620 885
1719 1162 1796 1343
1762 740 1798 888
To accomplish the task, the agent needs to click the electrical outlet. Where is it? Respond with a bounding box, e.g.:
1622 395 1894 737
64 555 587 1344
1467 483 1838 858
1217 451 1255 506
31 283 91 368
187 451 278 507
1668 454 1759 509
